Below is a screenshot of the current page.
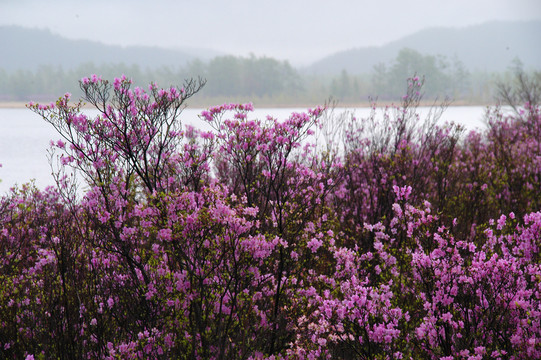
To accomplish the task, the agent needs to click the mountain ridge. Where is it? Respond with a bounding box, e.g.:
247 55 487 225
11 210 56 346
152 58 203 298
1 21 540 74
0 25 223 71
306 20 541 74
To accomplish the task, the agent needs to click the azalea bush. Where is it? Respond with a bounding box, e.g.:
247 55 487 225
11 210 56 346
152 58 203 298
0 74 540 359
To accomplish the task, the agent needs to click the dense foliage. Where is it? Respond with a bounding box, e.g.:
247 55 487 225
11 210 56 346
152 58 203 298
1 73 540 359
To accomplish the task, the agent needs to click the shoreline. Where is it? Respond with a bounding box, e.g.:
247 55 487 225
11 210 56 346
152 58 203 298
0 100 496 110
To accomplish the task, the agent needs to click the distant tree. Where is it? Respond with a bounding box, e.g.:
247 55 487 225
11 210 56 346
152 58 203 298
371 62 389 99
206 56 242 96
339 69 351 100
242 55 296 97
380 48 452 100
0 68 8 100
183 59 208 80
329 69 354 102
448 55 471 99
9 69 34 100
496 58 541 112
198 55 304 99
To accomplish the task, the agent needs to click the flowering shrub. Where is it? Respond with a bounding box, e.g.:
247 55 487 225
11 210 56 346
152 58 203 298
0 75 539 359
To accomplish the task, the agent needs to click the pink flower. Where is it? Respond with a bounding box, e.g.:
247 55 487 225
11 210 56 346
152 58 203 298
158 228 172 241
307 238 323 253
497 214 507 230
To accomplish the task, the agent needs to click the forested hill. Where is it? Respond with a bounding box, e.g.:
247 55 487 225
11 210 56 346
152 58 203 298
1 22 539 104
0 26 221 71
307 20 541 74
2 21 540 74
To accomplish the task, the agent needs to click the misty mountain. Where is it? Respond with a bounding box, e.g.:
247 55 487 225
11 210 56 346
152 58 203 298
0 26 222 71
2 21 540 79
307 20 541 75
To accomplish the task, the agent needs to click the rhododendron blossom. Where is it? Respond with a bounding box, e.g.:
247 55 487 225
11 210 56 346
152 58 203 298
0 74 539 359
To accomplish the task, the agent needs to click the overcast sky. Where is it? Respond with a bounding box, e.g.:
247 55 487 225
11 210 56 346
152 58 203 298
1 0 540 64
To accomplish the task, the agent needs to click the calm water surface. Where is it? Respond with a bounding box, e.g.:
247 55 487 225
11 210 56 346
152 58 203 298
0 106 488 194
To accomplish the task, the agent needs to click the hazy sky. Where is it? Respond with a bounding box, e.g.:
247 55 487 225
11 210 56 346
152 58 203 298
1 0 540 64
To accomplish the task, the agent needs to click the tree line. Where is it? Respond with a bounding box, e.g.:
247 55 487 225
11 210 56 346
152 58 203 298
0 49 535 105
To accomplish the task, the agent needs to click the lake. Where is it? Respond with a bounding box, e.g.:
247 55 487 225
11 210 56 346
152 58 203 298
0 105 489 194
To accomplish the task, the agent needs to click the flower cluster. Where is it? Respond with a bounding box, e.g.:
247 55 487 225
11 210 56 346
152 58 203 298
1 75 539 359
